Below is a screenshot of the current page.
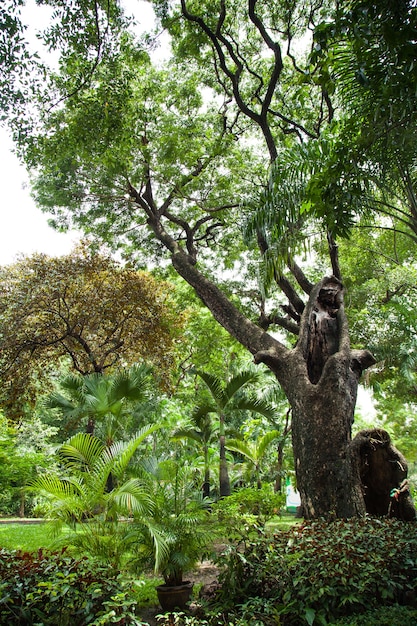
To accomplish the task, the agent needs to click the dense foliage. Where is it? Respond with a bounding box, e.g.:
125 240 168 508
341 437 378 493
0 548 141 625
210 517 417 625
0 246 184 417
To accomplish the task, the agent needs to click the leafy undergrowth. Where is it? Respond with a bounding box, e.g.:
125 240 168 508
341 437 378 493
0 548 140 625
2 517 417 625
207 517 417 625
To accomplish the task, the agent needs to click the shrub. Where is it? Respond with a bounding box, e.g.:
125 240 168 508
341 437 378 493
0 548 143 625
212 485 285 542
213 517 417 625
332 604 417 625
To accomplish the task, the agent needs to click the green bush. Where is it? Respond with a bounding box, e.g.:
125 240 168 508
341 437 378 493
212 484 285 541
0 548 144 625
213 517 417 625
332 604 417 625
156 604 417 626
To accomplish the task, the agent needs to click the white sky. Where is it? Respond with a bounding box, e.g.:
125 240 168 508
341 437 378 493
0 0 159 267
0 127 81 266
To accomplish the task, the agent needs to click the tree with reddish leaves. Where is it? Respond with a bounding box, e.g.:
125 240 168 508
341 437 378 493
0 245 183 419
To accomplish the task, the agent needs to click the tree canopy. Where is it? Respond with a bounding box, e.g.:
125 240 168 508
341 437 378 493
0 245 183 417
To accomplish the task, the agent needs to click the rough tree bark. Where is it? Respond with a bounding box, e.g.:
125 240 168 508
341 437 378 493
169 248 376 518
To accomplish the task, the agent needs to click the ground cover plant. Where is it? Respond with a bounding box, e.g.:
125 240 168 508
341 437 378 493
1 506 416 625
208 517 417 625
0 548 141 625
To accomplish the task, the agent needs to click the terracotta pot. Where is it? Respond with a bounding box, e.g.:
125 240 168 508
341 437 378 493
156 581 194 611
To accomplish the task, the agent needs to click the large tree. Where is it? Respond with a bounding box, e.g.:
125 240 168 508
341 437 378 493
0 245 183 417
8 0 416 517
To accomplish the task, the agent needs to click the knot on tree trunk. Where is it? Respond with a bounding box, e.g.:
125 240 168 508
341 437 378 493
350 428 417 520
307 276 343 384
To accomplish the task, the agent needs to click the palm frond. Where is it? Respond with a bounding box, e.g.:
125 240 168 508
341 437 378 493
224 370 259 402
232 396 276 421
59 433 105 470
172 427 204 444
256 429 280 458
57 373 87 399
226 439 253 463
109 478 154 517
195 370 226 406
109 364 153 403
44 392 78 413
104 423 161 478
30 473 85 499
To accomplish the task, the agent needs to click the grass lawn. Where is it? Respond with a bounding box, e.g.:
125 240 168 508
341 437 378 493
266 512 302 532
0 513 300 554
0 521 59 552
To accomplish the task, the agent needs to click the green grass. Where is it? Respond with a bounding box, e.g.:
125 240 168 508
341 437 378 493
0 522 59 552
266 512 301 532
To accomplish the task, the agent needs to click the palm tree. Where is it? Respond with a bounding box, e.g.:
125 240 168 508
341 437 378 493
45 364 154 440
31 424 162 568
193 369 276 497
132 458 214 587
173 409 216 498
226 430 280 489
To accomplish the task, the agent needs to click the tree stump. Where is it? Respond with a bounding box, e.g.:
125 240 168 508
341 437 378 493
350 428 416 520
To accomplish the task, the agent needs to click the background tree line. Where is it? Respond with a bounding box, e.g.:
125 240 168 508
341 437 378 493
0 0 416 518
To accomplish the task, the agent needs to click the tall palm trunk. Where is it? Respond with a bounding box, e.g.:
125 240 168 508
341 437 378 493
203 444 210 498
219 414 231 497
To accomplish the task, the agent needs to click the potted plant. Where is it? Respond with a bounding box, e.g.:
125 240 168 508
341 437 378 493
132 457 214 611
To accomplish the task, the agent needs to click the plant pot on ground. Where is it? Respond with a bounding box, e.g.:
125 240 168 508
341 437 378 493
156 580 194 611
131 457 215 610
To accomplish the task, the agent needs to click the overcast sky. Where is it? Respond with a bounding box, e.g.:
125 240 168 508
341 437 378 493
0 0 159 266
0 128 81 266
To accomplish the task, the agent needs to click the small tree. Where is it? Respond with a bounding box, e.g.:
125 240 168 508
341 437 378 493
193 369 276 497
173 410 217 499
226 430 280 489
132 456 214 586
31 425 160 567
45 364 156 438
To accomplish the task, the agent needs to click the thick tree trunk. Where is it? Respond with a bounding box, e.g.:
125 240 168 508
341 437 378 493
286 351 366 518
169 250 376 517
255 277 375 517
